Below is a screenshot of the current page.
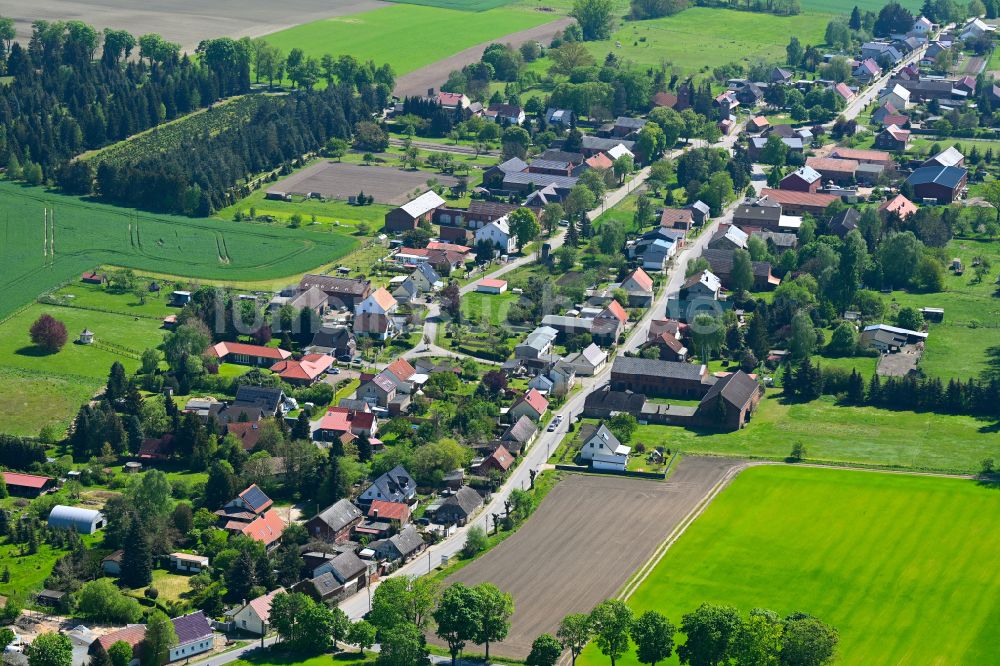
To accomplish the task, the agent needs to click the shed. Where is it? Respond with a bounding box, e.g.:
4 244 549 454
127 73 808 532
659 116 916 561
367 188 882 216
47 505 105 534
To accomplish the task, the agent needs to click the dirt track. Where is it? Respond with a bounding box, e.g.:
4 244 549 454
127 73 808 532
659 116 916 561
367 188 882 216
0 0 382 52
441 457 743 659
393 17 573 98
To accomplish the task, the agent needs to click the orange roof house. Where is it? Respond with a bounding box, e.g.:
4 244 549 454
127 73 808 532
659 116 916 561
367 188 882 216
478 445 514 475
209 342 291 366
240 509 285 547
368 500 411 524
510 388 549 421
270 354 333 385
879 194 918 220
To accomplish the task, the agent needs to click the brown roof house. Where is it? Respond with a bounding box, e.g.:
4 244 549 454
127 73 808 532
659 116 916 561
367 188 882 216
384 191 447 233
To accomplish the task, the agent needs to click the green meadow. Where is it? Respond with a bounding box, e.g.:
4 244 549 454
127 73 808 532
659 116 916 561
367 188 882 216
262 4 553 76
633 394 1000 473
578 465 1000 665
585 8 828 74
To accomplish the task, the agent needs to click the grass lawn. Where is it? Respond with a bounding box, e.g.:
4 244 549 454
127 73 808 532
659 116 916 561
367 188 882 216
578 465 1000 665
0 367 99 437
46 283 173 319
0 534 102 602
882 238 1000 380
234 648 374 666
0 303 164 380
462 290 519 327
0 182 358 320
131 569 193 603
632 394 1000 473
585 8 828 74
261 5 552 77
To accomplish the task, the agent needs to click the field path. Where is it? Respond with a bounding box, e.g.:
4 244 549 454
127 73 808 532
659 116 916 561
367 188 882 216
393 17 573 98
436 457 743 659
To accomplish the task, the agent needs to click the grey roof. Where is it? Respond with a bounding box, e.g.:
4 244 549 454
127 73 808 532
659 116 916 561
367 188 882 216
414 262 441 285
711 225 748 249
614 116 647 130
309 325 354 351
530 159 575 171
682 270 722 294
299 274 370 296
753 230 797 248
698 371 759 412
541 315 594 331
234 385 285 412
539 149 584 164
787 166 821 184
612 356 707 381
325 551 367 583
495 157 528 173
521 326 558 351
584 423 628 455
386 525 425 557
439 486 483 517
688 200 711 216
906 166 967 189
503 171 579 189
829 208 860 235
172 611 212 645
312 499 363 533
502 415 538 444
584 387 647 412
734 204 782 223
307 571 343 598
362 465 416 503
288 285 329 311
581 136 636 152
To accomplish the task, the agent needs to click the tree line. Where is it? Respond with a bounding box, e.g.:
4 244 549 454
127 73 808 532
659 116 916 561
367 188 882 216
0 19 250 184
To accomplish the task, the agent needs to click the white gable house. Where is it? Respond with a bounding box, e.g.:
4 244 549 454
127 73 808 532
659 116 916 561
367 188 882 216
579 423 631 471
475 217 516 255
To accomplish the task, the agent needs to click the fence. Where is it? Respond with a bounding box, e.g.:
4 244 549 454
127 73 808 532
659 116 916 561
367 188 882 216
554 464 667 480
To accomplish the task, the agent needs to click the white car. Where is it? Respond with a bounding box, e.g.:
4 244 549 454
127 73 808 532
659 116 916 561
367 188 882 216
547 423 556 432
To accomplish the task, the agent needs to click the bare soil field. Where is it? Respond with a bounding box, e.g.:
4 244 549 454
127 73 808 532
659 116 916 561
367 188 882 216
267 161 457 204
392 17 572 97
0 0 382 51
441 457 742 659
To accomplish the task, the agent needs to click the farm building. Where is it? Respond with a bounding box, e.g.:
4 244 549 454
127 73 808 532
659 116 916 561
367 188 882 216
48 505 105 534
860 324 928 353
610 357 715 399
905 166 967 204
384 191 447 232
779 166 821 193
759 189 837 216
209 341 291 367
1 471 55 498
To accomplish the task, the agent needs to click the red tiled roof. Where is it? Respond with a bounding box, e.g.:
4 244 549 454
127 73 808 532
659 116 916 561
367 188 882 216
138 434 174 460
518 388 549 415
227 422 262 450
585 153 614 169
478 278 508 289
426 241 471 253
830 147 892 163
833 83 854 101
209 342 291 361
485 445 514 471
368 500 410 522
2 472 53 489
660 208 694 226
603 300 628 323
749 116 769 128
879 194 918 219
270 354 333 381
624 268 654 293
386 358 416 382
881 114 909 127
652 91 677 108
806 157 858 174
97 624 147 652
247 588 285 624
319 408 351 432
760 188 838 208
241 509 284 546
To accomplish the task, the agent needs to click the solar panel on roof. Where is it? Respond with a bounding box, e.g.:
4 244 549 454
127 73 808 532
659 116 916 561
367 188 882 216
241 485 270 511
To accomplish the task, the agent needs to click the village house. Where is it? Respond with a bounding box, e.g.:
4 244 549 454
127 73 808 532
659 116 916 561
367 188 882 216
618 267 655 307
384 191 447 233
701 248 780 290
169 611 214 662
829 147 894 167
475 217 517 254
357 372 398 408
707 225 749 252
306 499 364 542
732 202 782 230
693 371 763 430
566 343 609 376
806 157 858 186
861 323 928 352
510 388 549 422
829 208 861 238
238 509 285 549
611 116 647 138
515 326 558 361
232 385 286 416
208 341 291 367
578 423 631 471
481 157 529 189
476 445 514 476
169 552 209 573
484 103 525 125
923 146 965 169
298 274 372 310
874 124 910 151
312 551 369 592
436 486 484 525
373 525 426 562
759 189 837 216
437 91 470 109
500 415 538 454
358 465 417 507
879 193 918 220
230 588 285 635
269 354 333 385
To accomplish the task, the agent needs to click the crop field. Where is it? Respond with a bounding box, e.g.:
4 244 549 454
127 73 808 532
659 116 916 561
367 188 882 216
439 458 741 659
578 465 1000 665
384 0 518 10
0 182 357 320
584 8 828 73
268 161 459 205
634 394 1000 474
261 4 552 77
